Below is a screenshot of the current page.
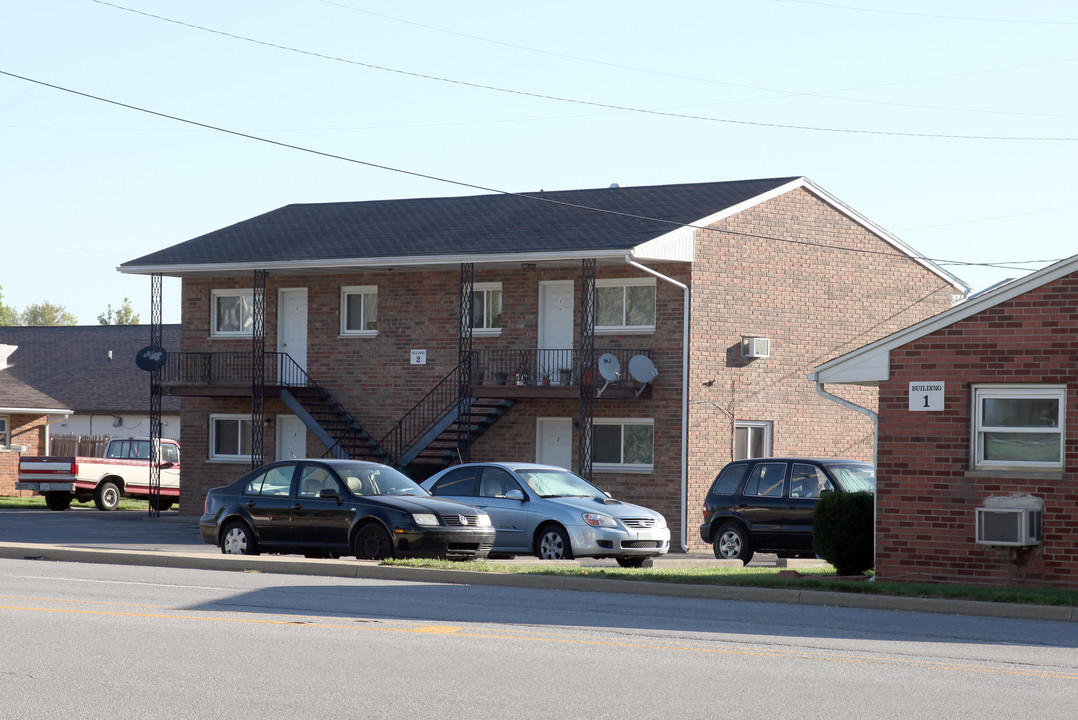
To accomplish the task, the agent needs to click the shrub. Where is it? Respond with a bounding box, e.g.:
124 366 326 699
813 491 874 576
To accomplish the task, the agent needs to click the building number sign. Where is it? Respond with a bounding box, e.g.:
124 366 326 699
909 381 944 412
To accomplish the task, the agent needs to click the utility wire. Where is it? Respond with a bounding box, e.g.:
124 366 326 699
89 1 1078 142
0 68 1061 276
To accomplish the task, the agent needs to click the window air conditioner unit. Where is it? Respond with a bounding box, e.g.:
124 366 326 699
975 507 1042 546
741 336 770 359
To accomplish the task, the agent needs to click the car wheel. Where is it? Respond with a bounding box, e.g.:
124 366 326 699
535 525 573 560
616 556 648 568
713 522 754 565
94 481 121 511
44 492 72 511
354 524 395 561
220 521 259 555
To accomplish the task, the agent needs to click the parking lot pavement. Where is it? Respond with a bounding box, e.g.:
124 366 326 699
0 507 824 568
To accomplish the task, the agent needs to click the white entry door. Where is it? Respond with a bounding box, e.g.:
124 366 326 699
277 288 308 383
539 280 574 383
276 415 307 461
537 418 572 469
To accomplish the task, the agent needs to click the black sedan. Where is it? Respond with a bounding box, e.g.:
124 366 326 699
199 459 495 560
699 457 875 564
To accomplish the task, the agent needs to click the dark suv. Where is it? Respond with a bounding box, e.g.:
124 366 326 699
699 458 875 564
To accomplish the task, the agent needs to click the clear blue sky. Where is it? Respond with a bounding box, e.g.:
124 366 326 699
3 1 1076 325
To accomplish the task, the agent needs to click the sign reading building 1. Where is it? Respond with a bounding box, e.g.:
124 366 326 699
909 381 945 411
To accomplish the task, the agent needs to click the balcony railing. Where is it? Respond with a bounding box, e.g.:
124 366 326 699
469 348 647 387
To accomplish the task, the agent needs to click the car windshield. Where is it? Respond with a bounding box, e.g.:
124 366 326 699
514 468 605 499
822 461 876 493
340 464 429 497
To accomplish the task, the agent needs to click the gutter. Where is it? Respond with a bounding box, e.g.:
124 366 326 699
626 256 690 552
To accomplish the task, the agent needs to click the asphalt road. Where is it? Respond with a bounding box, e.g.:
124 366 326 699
3 560 1076 719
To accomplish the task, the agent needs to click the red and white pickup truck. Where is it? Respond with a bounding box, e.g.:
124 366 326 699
17 437 181 512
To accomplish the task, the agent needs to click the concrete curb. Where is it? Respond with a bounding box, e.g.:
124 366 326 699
1 541 1073 623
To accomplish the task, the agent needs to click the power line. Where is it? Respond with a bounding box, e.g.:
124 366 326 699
89 0 1078 142
782 1 1078 25
0 68 1062 277
313 0 1078 120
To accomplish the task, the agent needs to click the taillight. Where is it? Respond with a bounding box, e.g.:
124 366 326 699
71 462 78 475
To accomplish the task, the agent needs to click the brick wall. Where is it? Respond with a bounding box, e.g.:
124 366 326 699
0 415 48 495
877 272 1078 588
685 186 958 550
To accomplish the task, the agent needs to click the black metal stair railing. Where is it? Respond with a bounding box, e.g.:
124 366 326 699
378 360 468 467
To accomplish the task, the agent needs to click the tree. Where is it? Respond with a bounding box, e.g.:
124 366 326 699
0 285 18 325
98 298 140 325
20 301 78 326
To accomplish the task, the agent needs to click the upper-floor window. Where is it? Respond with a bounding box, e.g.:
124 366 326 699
210 414 253 462
594 418 654 472
211 290 254 337
0 416 9 448
973 385 1065 470
471 283 502 335
341 286 378 336
596 278 655 333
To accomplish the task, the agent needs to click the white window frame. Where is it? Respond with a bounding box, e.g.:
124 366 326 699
209 414 253 462
972 384 1065 471
0 415 9 448
595 278 656 334
471 282 503 337
593 418 654 473
210 289 255 338
340 285 379 337
734 421 772 460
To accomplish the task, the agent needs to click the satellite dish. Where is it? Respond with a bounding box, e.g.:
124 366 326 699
597 353 621 397
628 355 658 397
135 345 168 372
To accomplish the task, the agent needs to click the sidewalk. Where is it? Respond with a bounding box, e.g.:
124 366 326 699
1 508 1074 623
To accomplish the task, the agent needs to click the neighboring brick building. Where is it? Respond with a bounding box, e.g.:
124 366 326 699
812 255 1078 588
119 177 965 548
0 344 69 494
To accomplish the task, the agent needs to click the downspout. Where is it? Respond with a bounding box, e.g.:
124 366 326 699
811 378 878 573
626 256 690 552
811 380 878 469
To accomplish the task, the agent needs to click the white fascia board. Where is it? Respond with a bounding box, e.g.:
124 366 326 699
117 249 632 276
0 407 70 415
811 253 1078 385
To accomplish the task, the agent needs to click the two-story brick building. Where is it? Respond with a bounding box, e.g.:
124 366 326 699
120 177 965 546
812 254 1078 588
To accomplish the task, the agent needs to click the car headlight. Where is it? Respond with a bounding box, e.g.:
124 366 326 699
476 513 492 527
654 515 668 529
412 513 439 526
582 512 618 528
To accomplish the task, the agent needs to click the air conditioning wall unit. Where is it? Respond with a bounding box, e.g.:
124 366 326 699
975 507 1043 546
741 336 771 359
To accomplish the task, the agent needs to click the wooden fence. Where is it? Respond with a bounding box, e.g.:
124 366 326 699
50 434 111 458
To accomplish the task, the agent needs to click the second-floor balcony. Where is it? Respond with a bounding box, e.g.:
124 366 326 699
157 348 653 400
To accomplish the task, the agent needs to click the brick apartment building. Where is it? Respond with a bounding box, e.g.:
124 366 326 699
812 254 1078 588
119 177 965 548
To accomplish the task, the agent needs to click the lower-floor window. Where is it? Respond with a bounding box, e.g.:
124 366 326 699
593 419 654 471
210 414 253 461
735 421 771 460
973 384 1065 470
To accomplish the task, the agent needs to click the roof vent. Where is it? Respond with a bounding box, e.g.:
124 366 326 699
609 183 620 188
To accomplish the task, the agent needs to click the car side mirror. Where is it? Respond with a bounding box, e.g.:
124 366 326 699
505 489 525 502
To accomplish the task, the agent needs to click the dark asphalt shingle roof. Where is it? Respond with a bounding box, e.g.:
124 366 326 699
121 178 800 268
0 326 181 413
0 372 66 412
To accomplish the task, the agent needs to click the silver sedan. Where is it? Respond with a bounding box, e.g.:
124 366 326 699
421 462 670 567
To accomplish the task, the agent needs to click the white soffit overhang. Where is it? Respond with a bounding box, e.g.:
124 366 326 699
810 253 1078 386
